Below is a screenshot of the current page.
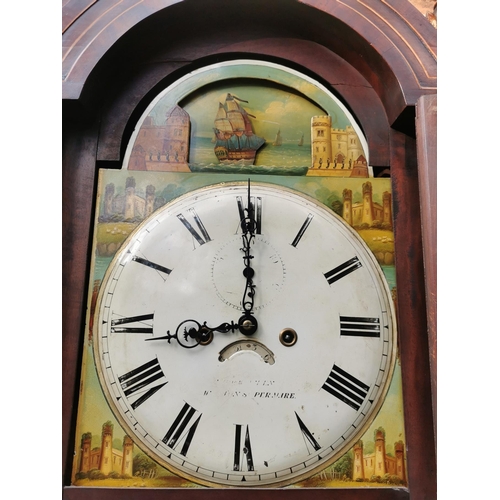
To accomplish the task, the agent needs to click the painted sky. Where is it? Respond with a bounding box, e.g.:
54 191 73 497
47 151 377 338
181 82 327 143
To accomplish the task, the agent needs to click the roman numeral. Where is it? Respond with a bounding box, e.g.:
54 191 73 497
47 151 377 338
254 196 262 235
233 424 254 471
236 196 262 234
340 316 381 338
291 213 314 247
162 403 202 457
324 256 362 285
295 412 321 452
118 358 167 410
177 208 211 246
322 364 370 411
111 313 154 334
132 256 171 276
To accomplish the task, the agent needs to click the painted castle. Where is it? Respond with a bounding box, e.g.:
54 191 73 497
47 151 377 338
352 429 406 482
310 116 368 176
342 181 392 228
79 422 134 476
129 105 191 172
100 177 165 221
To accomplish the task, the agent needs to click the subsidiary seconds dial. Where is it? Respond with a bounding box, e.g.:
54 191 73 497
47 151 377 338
94 181 397 487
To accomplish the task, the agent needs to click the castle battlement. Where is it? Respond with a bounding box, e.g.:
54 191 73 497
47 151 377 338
352 428 406 483
310 115 366 176
341 182 392 228
79 422 134 477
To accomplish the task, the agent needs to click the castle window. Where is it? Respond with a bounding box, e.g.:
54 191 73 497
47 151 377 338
317 130 324 137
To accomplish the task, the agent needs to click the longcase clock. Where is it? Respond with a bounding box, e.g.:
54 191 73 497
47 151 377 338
62 1 436 499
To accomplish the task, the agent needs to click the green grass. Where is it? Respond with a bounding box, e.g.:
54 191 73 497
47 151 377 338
73 475 201 488
357 228 394 254
97 222 136 245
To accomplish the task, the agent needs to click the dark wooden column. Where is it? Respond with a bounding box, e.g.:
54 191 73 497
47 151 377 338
416 94 437 446
390 128 436 499
62 107 100 485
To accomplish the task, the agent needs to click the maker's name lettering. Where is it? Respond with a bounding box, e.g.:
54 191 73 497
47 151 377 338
203 390 296 399
254 392 296 399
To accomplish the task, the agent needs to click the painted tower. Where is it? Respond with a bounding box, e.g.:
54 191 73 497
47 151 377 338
98 422 114 475
394 440 406 482
163 105 190 163
79 432 92 473
124 177 136 220
121 435 134 476
130 144 147 171
352 440 365 481
342 188 353 226
311 115 332 169
346 125 364 164
383 191 392 225
374 428 387 477
140 115 164 157
104 183 115 218
145 184 156 217
350 155 369 177
362 181 374 226
331 128 347 166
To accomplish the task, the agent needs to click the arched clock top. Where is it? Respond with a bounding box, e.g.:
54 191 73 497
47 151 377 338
62 0 436 126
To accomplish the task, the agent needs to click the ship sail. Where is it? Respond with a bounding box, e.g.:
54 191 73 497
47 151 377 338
213 93 265 164
214 103 233 137
273 129 282 146
298 133 304 146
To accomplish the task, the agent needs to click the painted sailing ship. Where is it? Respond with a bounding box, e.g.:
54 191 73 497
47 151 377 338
213 93 265 164
298 133 304 146
273 129 283 146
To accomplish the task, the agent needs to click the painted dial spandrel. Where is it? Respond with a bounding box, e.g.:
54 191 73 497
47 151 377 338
94 182 396 487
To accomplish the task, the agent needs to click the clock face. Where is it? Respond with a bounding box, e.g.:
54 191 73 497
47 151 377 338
94 181 396 487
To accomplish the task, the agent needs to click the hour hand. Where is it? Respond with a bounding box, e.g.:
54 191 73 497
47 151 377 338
146 319 240 349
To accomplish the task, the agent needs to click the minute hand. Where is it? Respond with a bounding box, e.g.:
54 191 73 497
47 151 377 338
238 181 258 335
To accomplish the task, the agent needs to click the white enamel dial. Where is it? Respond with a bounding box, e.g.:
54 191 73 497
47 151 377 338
94 181 396 487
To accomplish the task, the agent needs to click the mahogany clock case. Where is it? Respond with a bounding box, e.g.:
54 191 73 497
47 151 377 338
62 1 436 499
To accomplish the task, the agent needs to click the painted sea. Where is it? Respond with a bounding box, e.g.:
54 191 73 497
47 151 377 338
188 136 311 175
